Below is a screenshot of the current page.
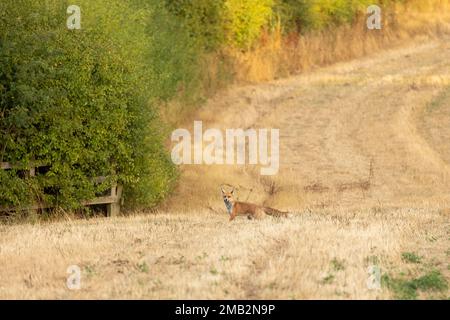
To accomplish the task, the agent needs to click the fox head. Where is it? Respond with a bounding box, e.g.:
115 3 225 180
221 187 235 214
221 187 235 203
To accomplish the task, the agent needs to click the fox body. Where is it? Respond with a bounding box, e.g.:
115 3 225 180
221 188 288 221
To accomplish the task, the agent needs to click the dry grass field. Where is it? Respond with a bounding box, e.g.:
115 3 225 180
2 37 450 299
0 209 448 299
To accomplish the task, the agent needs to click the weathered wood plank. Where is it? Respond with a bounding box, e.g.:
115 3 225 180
83 195 118 206
106 202 120 217
1 186 122 214
1 162 122 216
1 162 13 170
1 161 49 170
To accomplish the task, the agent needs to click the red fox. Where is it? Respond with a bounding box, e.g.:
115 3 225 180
221 187 288 221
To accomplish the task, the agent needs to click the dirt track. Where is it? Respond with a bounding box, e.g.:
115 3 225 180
1 39 449 299
169 38 450 212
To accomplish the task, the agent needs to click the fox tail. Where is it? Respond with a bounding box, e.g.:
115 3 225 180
263 207 289 217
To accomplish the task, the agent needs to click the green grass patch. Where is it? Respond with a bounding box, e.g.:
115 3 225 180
427 86 450 112
210 267 219 275
401 252 422 264
137 262 150 273
383 270 448 300
321 274 335 285
331 258 345 271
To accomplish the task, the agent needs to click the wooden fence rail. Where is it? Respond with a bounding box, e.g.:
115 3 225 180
0 162 122 216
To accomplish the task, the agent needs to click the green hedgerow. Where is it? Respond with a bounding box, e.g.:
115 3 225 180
276 0 380 33
164 0 227 51
0 0 198 212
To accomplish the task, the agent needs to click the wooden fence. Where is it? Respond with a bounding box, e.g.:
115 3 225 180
0 162 122 216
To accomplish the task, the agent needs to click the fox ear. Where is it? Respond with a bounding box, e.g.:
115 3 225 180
231 188 234 194
221 187 226 194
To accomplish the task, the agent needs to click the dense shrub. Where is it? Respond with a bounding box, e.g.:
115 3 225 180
276 0 379 33
224 0 275 49
164 0 226 51
0 0 197 210
165 0 275 50
165 0 401 49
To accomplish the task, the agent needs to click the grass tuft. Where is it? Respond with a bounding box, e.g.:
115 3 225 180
401 252 422 264
331 258 346 271
383 271 448 300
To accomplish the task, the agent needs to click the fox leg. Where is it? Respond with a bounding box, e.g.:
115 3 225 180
229 207 237 222
254 208 266 220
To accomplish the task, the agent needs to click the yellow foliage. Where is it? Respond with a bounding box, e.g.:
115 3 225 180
224 0 274 49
